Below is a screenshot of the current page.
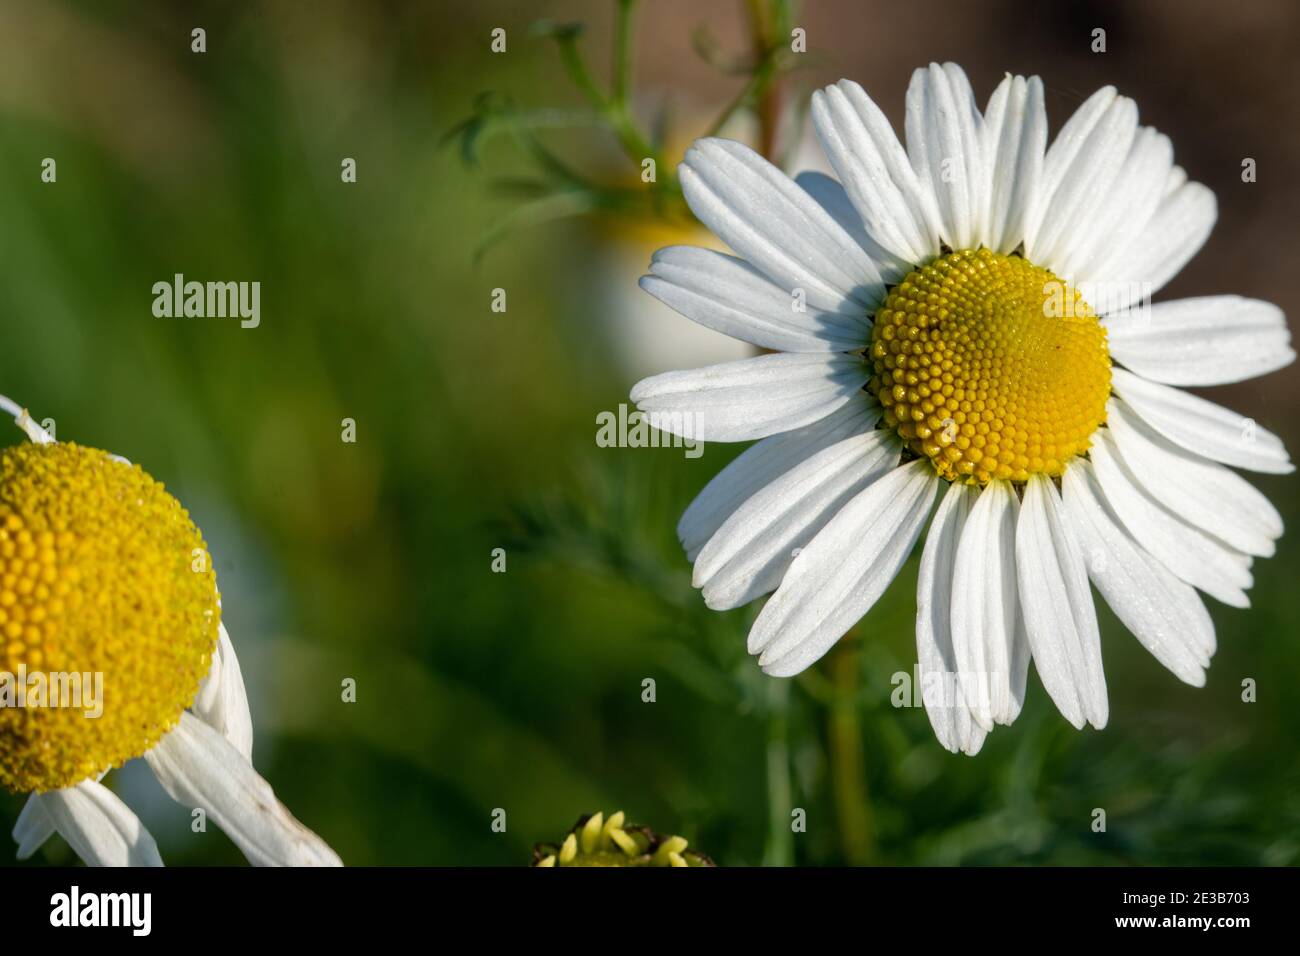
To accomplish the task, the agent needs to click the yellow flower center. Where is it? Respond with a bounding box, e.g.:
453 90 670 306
869 248 1110 484
0 443 220 793
532 810 714 867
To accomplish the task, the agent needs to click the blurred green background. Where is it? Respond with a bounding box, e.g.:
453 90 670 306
1 0 1297 866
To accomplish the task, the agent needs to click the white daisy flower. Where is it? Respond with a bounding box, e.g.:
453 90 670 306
0 395 340 865
630 64 1294 755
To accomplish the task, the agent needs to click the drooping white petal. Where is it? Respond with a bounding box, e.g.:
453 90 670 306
1024 85 1120 264
810 79 942 267
905 62 987 251
950 480 1030 730
0 394 56 444
748 460 939 677
794 170 912 281
1062 461 1213 685
1111 367 1293 474
695 431 900 610
630 352 870 444
1088 429 1253 606
40 780 163 867
145 712 341 867
1107 397 1283 557
679 137 884 312
1071 126 1173 287
980 73 1046 255
1030 91 1139 276
12 769 113 860
1015 474 1108 730
677 399 879 560
1105 296 1295 386
12 794 56 860
915 481 987 755
1089 181 1217 312
194 622 255 760
640 245 871 353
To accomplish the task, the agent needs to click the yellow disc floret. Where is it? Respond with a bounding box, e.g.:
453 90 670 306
869 248 1110 484
0 442 219 793
531 810 715 867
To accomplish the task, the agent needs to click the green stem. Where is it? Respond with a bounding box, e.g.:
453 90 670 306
612 0 637 109
706 63 771 139
607 107 660 169
555 28 663 177
555 32 607 107
705 0 785 150
753 0 789 160
828 639 877 865
761 678 794 866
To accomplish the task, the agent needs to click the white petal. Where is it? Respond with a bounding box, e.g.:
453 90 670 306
679 138 884 312
950 480 1030 730
1031 92 1138 275
1062 461 1213 684
630 352 869 443
1090 181 1217 312
40 780 163 867
145 712 341 867
640 245 871 353
1163 164 1187 197
749 460 938 676
915 481 987 755
0 394 56 444
905 62 986 251
677 399 879 560
12 794 56 860
1071 127 1173 285
12 770 112 860
794 170 912 282
695 431 900 610
1111 367 1293 473
1015 474 1108 730
1088 429 1253 606
1106 296 1295 386
810 79 941 267
1107 397 1283 557
980 73 1046 254
1024 85 1119 262
194 622 255 760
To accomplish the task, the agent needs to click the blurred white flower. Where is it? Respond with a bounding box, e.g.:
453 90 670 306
596 110 833 379
0 394 340 865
